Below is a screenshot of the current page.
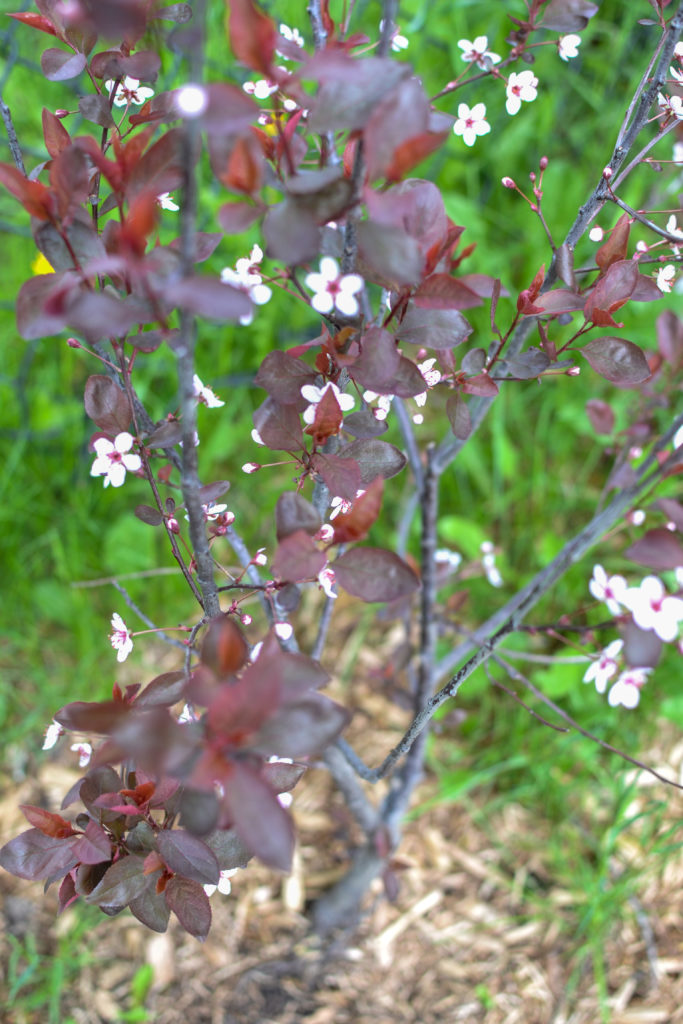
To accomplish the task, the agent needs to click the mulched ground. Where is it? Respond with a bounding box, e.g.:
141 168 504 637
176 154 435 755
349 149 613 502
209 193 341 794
3 622 683 1024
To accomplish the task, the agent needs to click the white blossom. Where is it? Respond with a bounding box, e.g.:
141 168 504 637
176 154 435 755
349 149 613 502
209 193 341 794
453 102 491 147
589 564 628 616
656 264 677 292
109 613 134 663
318 565 338 599
623 575 683 642
193 374 225 408
305 257 364 316
105 76 154 108
457 36 501 69
583 638 623 693
608 667 651 709
204 869 237 897
43 721 64 750
506 71 539 116
70 742 92 768
90 432 142 488
221 245 271 326
558 34 581 61
157 192 179 211
301 381 355 425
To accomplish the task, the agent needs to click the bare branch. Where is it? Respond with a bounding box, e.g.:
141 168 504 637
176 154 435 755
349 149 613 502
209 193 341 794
0 92 25 174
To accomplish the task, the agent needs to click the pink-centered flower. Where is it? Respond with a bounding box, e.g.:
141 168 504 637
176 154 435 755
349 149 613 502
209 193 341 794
458 36 501 69
608 667 651 709
656 264 677 292
506 71 539 115
105 76 154 107
109 613 134 663
305 257 364 316
90 432 142 488
193 374 225 408
583 638 623 693
221 245 271 326
453 102 491 147
70 742 92 768
623 575 683 642
318 565 337 599
301 381 355 425
589 564 628 616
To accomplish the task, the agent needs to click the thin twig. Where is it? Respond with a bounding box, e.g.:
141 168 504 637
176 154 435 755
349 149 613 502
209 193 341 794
0 92 26 174
393 398 424 491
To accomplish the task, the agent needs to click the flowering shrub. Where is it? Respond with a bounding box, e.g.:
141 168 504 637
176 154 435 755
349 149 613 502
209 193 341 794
1 0 683 942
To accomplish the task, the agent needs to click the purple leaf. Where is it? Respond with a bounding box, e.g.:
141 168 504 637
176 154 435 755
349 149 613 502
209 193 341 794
41 48 86 81
34 214 107 272
55 699 131 734
625 528 683 570
252 693 351 758
306 54 410 132
85 856 152 908
218 201 262 234
76 821 112 866
388 356 431 398
343 406 389 438
253 396 304 452
333 548 420 602
129 887 171 932
585 399 615 435
446 392 472 440
364 76 430 181
338 439 407 483
0 829 79 881
78 94 115 128
542 0 599 31
164 877 212 941
581 337 651 386
135 671 186 707
254 351 315 406
16 274 69 340
221 761 295 872
135 504 164 526
413 274 482 311
350 327 400 391
157 830 220 886
310 452 361 501
275 492 322 541
271 530 327 582
261 760 307 794
168 233 222 263
170 276 252 322
506 348 550 379
84 374 131 433
357 219 423 288
263 200 321 264
397 305 472 349
204 829 254 870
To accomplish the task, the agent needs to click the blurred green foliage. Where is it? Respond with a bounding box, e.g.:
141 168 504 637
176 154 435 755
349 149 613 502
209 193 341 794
0 1 682 1012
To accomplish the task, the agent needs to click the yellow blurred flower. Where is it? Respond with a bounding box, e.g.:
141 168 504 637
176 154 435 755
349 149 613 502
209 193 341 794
31 252 54 275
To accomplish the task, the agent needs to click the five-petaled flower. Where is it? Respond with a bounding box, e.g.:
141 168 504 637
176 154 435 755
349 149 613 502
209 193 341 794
109 613 134 663
583 638 623 693
506 71 539 115
105 76 154 107
623 575 683 642
301 381 355 425
204 869 237 897
656 264 677 292
458 36 501 69
90 432 142 488
193 374 225 408
589 564 628 616
558 34 581 61
608 667 651 709
658 91 683 120
157 192 179 211
453 102 491 147
305 257 364 316
221 245 272 325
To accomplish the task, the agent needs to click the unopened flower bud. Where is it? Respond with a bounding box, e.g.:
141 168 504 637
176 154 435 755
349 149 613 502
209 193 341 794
566 366 581 376
167 516 180 534
539 155 548 169
602 166 613 180
55 109 69 118
241 613 252 626
242 462 261 473
502 176 516 188
253 548 267 566
529 171 536 182
66 337 81 348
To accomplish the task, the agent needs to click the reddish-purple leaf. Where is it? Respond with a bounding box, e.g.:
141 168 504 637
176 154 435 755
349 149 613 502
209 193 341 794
84 374 132 433
168 233 222 263
595 213 630 271
41 47 86 81
16 274 69 340
306 54 410 132
165 876 212 940
461 372 499 397
254 350 315 406
201 614 249 676
343 406 389 438
365 178 448 257
554 243 576 289
263 200 321 264
581 336 651 386
397 305 472 349
332 477 383 544
169 276 252 322
0 829 80 881
656 310 683 367
20 805 74 838
585 399 615 434
227 0 277 76
275 492 321 541
625 528 683 570
76 821 113 865
204 829 254 870
218 200 262 233
526 288 584 315
350 327 400 391
413 274 482 310
157 830 220 886
135 504 164 526
310 452 361 501
584 260 639 322
542 0 599 31
357 219 423 288
42 107 71 158
388 356 432 398
78 94 116 128
656 498 683 532
338 439 407 483
56 699 132 734
129 887 171 932
261 760 307 794
252 693 351 758
34 215 107 272
85 856 151 907
58 873 78 915
221 761 295 872
364 76 430 181
135 671 186 707
333 548 420 602
253 396 304 452
446 392 472 440
506 349 551 379
145 419 183 447
271 529 327 582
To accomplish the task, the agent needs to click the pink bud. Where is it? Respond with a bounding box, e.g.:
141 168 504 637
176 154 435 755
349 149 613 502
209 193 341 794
529 171 536 182
539 155 548 169
501 176 516 188
566 366 581 376
55 109 69 118
167 517 180 534
602 166 613 180
66 337 81 348
242 462 261 473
